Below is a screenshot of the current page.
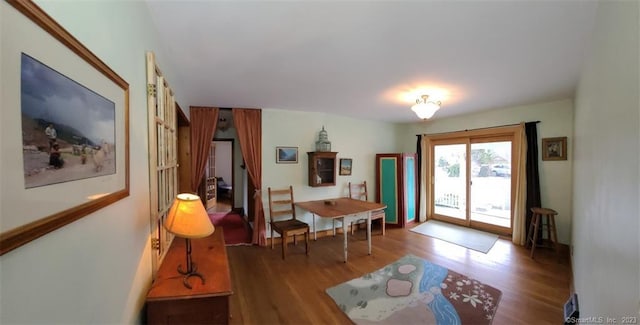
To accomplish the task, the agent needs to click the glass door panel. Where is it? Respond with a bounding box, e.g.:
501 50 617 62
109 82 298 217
433 143 467 220
470 141 512 228
428 127 519 236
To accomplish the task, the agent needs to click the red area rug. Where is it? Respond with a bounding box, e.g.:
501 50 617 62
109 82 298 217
208 212 252 246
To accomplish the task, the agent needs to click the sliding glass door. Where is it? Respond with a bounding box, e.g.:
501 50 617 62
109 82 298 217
433 142 467 222
469 138 512 229
431 134 515 234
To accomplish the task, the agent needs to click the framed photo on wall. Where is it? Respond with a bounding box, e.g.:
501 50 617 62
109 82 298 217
542 137 567 161
1 0 130 255
276 146 298 164
339 158 352 175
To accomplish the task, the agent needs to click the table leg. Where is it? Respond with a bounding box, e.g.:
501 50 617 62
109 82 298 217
343 216 348 263
313 214 317 241
367 212 372 255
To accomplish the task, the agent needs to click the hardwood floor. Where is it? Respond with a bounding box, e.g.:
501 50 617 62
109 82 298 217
208 198 232 213
226 226 572 324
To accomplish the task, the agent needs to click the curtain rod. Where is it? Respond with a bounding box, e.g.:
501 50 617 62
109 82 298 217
415 121 540 137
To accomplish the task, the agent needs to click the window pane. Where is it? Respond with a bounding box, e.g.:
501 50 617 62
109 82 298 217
433 144 466 220
470 141 511 228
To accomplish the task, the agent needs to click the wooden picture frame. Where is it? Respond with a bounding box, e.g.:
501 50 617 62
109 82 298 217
339 158 353 176
276 147 298 164
542 137 567 161
0 0 130 255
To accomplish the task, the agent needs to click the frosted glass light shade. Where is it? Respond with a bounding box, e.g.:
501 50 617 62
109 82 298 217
164 193 214 238
411 102 440 119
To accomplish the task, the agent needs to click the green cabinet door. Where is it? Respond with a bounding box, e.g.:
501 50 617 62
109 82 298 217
379 157 398 224
405 156 416 223
376 153 417 227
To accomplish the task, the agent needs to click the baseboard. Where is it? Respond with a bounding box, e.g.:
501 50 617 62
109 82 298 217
558 242 570 258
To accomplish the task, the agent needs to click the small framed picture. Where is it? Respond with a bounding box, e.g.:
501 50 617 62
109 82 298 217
339 158 352 175
542 137 567 161
276 147 298 164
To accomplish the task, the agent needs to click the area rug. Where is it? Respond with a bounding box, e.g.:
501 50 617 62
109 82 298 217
326 255 501 324
208 212 252 246
410 220 499 253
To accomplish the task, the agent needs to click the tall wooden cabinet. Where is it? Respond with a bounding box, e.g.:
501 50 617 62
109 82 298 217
375 153 417 228
307 152 337 187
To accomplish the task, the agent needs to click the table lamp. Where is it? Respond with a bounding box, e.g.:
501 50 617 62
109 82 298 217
164 193 214 289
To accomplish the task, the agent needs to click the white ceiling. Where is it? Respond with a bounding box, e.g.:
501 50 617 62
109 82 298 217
146 1 597 123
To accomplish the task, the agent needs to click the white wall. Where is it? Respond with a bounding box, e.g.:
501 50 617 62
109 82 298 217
214 141 233 186
397 99 574 244
0 1 174 323
262 109 397 234
573 0 639 318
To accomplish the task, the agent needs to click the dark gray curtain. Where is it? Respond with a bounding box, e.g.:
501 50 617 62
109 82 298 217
525 122 541 245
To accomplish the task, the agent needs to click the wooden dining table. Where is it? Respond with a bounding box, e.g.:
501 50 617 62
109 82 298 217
295 197 386 262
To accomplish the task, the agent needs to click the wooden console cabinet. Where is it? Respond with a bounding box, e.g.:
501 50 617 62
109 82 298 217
146 228 232 324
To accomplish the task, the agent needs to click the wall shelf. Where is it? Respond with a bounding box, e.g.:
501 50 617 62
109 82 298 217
307 152 337 187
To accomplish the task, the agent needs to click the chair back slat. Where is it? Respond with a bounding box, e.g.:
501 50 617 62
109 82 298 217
347 181 385 237
348 181 369 201
271 210 294 217
267 185 310 259
269 188 292 195
268 185 296 222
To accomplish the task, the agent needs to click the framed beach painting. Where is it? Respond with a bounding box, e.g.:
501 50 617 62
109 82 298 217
0 0 130 255
339 158 352 176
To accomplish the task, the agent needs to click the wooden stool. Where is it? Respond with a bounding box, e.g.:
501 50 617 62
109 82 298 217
527 207 559 258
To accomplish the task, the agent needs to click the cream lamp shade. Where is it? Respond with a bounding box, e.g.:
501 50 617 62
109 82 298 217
164 193 214 238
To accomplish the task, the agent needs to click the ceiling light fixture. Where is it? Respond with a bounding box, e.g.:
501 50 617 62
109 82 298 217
411 94 442 120
218 117 230 131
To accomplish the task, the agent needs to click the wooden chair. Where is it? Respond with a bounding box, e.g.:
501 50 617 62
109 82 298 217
268 186 310 259
346 181 385 237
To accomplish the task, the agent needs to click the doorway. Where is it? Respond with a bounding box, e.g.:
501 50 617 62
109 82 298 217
211 139 233 213
427 127 521 235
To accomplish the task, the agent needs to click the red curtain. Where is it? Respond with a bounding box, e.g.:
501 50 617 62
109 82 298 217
232 108 266 246
189 107 219 193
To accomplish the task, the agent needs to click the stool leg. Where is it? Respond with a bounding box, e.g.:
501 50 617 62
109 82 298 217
530 214 541 258
545 215 551 244
527 214 536 249
549 215 559 255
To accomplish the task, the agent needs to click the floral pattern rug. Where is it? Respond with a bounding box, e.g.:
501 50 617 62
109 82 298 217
326 255 501 324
